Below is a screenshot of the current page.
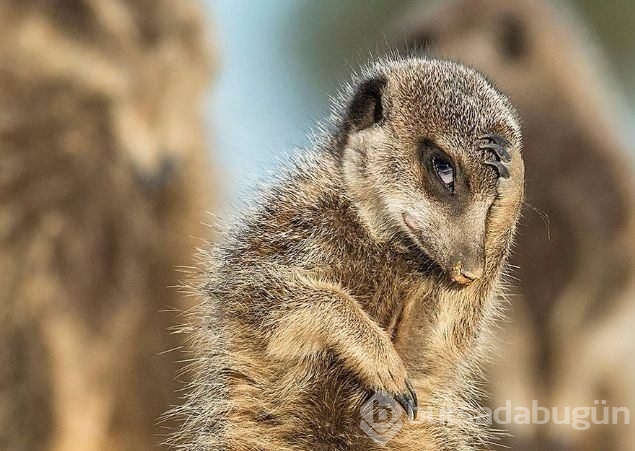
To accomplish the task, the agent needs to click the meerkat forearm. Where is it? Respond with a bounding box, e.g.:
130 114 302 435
265 275 417 414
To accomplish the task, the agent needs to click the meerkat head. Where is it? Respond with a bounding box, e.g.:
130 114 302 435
339 58 522 286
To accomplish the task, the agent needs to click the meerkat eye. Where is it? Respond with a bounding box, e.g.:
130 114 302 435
432 156 455 191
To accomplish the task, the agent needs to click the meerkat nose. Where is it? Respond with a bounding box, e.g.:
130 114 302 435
451 262 483 285
457 268 481 284
402 211 422 232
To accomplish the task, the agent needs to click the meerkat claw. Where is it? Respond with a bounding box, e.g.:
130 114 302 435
393 380 418 421
480 134 512 148
406 380 418 419
479 142 511 163
479 134 512 180
479 134 512 163
484 159 510 179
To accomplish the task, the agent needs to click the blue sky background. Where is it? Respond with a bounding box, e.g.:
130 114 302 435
203 0 330 207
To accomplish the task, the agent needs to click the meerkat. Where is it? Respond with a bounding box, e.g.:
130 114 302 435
173 56 524 450
394 0 635 449
0 1 213 450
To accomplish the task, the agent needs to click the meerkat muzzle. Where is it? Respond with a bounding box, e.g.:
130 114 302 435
451 261 481 285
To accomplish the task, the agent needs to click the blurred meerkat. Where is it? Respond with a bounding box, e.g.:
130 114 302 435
0 1 213 450
174 57 524 450
396 0 635 449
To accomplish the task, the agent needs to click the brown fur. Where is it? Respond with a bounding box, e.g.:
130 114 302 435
174 57 524 450
395 0 635 449
0 1 213 450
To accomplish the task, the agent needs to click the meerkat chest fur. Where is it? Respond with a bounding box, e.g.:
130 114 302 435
178 57 523 450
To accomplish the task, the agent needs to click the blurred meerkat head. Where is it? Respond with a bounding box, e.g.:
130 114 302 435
338 58 523 285
394 0 604 106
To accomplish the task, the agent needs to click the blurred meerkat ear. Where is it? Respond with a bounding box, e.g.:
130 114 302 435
403 29 437 54
346 76 386 132
499 13 527 61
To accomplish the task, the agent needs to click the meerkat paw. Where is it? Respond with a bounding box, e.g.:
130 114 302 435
479 134 511 180
362 351 418 420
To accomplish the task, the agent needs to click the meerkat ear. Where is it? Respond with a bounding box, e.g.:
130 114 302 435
346 76 387 132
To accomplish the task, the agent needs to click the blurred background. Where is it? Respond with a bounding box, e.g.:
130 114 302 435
1 0 634 450
204 0 635 204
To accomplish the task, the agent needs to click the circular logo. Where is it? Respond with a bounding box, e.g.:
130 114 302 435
360 391 404 445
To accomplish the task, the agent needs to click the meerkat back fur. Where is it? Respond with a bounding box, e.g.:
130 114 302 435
175 57 524 450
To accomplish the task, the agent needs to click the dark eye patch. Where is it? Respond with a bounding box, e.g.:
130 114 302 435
432 156 455 192
420 140 457 195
